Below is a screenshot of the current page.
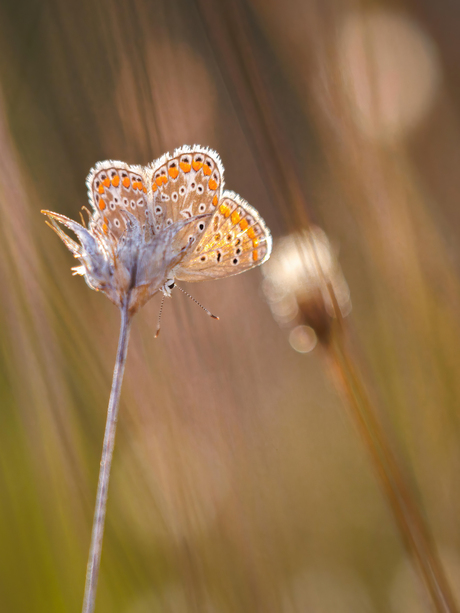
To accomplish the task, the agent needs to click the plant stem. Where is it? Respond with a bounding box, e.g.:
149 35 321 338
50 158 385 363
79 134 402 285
82 301 132 613
326 334 458 613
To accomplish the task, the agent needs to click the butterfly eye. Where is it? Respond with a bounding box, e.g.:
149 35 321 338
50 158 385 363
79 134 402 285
167 280 175 290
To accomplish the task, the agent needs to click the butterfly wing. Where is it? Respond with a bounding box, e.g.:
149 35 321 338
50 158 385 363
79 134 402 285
86 161 150 238
147 145 223 234
173 191 272 283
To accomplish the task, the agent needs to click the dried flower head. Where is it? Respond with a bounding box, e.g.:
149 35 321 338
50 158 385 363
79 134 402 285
262 227 351 344
42 206 196 315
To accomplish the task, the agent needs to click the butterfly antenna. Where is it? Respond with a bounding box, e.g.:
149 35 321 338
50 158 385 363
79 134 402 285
155 295 165 338
175 284 219 320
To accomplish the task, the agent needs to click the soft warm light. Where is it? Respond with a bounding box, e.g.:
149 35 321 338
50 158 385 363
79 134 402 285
289 325 317 353
339 10 441 140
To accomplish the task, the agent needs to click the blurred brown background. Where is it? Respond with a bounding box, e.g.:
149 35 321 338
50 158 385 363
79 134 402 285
0 0 459 611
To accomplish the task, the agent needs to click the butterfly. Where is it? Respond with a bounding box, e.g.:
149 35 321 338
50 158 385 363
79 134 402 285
43 145 272 315
87 145 271 291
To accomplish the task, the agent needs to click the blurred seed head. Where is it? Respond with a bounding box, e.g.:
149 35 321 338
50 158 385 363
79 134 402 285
262 227 351 347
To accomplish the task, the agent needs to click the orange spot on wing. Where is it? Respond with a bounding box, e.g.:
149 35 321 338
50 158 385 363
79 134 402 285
239 219 249 231
252 238 259 248
252 250 258 261
212 195 218 206
208 179 218 190
103 177 110 188
180 161 191 173
102 223 108 234
152 182 158 192
231 211 240 225
112 175 120 187
203 164 212 176
99 198 106 211
192 160 203 172
98 184 105 195
122 177 130 188
219 204 231 217
143 186 147 193
168 167 179 179
247 227 256 239
156 177 163 187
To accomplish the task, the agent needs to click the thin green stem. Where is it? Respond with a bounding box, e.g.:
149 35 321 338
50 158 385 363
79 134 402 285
82 300 132 613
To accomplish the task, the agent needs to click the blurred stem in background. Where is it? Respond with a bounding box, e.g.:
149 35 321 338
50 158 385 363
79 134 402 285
327 320 458 613
82 300 132 613
195 1 458 611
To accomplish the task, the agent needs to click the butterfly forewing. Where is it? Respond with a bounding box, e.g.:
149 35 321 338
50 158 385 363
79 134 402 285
87 161 150 238
174 191 272 282
147 146 223 236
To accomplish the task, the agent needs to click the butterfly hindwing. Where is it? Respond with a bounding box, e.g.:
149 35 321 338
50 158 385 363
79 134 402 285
174 191 272 282
87 161 149 238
